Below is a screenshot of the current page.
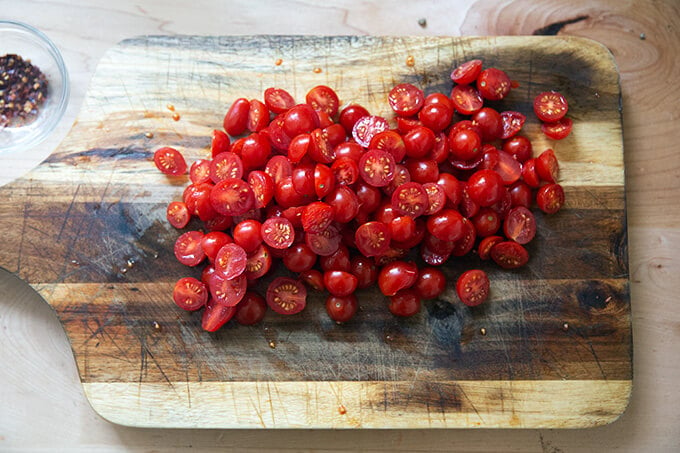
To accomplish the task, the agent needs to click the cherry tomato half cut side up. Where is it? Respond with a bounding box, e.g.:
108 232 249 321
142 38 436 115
456 269 490 307
173 277 209 311
154 147 187 176
533 91 569 122
266 277 307 315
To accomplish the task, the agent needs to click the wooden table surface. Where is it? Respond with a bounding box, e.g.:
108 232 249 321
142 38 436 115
1 0 678 451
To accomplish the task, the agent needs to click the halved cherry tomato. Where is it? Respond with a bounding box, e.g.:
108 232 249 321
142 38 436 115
264 87 296 114
492 150 522 185
388 83 425 117
418 102 453 132
167 201 190 229
308 127 336 164
369 130 406 163
324 185 359 223
536 183 565 214
314 163 335 198
288 133 311 163
536 148 559 183
541 117 573 140
264 155 293 184
201 298 236 332
388 289 421 317
210 178 255 215
456 269 490 306
358 149 396 187
240 133 271 170
232 219 263 253
450 217 476 257
472 208 501 237
323 270 358 297
247 99 270 132
190 159 211 184
352 115 389 147
450 59 483 85
490 241 529 269
284 104 319 137
301 201 335 233
223 98 250 136
261 216 295 249
503 206 536 245
449 129 482 161
266 277 307 315
355 221 391 257
210 152 244 183
211 130 231 156
478 235 504 260
248 170 274 209
214 243 248 279
244 243 272 280
154 147 187 176
391 182 428 218
331 156 359 185
235 291 267 325
414 267 446 299
450 84 483 115
478 68 511 101
173 277 208 311
207 272 247 307
319 244 351 272
521 158 541 188
403 126 436 158
499 111 526 139
533 91 568 122
378 260 418 296
305 224 342 256
174 231 206 266
306 85 340 116
300 269 325 291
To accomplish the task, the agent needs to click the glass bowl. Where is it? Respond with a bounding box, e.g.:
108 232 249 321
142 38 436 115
0 20 69 153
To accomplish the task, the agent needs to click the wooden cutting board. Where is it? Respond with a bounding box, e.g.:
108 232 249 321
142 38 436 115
0 35 630 428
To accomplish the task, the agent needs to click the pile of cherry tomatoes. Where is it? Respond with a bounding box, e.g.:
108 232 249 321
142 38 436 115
153 59 569 332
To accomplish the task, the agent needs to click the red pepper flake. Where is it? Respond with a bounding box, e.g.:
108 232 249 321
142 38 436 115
167 103 175 111
0 54 49 128
405 55 415 67
275 58 283 66
313 67 323 74
172 113 181 121
338 405 347 415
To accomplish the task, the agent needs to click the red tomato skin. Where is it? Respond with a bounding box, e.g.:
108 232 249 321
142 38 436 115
414 268 446 299
325 294 358 323
201 298 236 332
235 292 267 325
223 98 250 136
378 260 419 296
388 289 421 317
323 270 359 297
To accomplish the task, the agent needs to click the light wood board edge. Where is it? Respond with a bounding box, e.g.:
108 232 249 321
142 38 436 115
83 380 632 429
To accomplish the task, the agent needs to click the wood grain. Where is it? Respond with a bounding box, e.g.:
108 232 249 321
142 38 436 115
0 35 629 429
